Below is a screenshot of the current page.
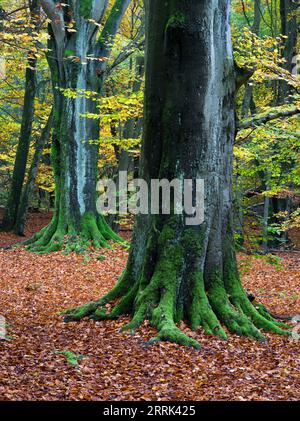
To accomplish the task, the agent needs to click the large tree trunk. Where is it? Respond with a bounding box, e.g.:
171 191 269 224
1 0 39 231
64 0 289 347
24 0 130 253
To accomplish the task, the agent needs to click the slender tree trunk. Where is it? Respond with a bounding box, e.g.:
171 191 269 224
233 162 245 247
24 0 130 253
241 0 261 118
14 109 53 236
109 55 144 231
263 0 299 246
278 0 299 103
241 84 257 118
65 0 289 347
252 0 262 34
263 194 270 251
1 0 39 231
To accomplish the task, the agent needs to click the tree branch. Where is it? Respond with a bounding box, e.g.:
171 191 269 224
40 0 65 50
235 62 255 91
237 107 300 130
108 36 144 74
5 6 28 17
95 0 131 73
240 0 251 27
91 0 109 23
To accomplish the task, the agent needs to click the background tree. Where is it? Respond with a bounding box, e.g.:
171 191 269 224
1 0 40 232
232 0 300 251
278 0 299 103
14 108 53 235
23 0 131 253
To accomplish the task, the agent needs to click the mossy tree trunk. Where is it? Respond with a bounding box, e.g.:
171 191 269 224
24 0 130 253
64 0 290 346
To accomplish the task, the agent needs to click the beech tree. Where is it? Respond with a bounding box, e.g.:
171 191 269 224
64 0 290 347
15 108 54 236
24 0 131 252
1 0 40 232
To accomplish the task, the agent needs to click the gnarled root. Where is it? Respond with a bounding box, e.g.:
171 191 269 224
63 225 291 348
16 212 122 254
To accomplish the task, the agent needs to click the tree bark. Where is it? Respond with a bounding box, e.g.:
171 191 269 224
241 0 261 118
263 193 270 251
14 108 54 236
64 0 289 347
24 0 130 253
278 0 299 103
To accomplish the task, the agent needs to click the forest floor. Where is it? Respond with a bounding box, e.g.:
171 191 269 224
0 211 299 401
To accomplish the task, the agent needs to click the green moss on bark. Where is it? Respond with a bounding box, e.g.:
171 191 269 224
18 211 122 254
166 12 186 30
189 272 226 338
64 49 76 57
223 254 290 335
79 0 93 18
62 222 291 348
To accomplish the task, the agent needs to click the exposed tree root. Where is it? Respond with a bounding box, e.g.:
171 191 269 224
63 225 291 348
63 267 290 349
16 212 122 254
